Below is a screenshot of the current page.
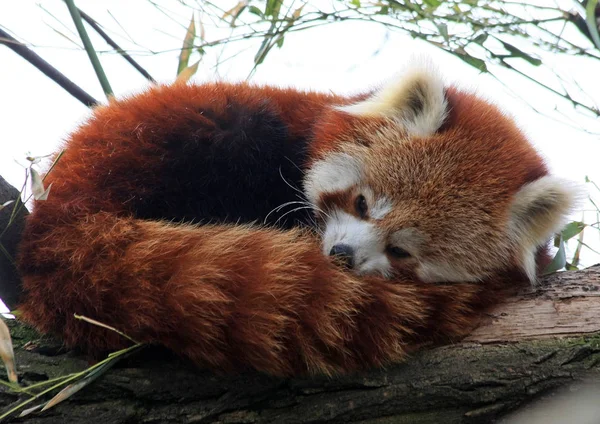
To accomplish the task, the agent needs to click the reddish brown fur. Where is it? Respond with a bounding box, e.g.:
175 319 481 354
350 89 550 278
18 81 545 376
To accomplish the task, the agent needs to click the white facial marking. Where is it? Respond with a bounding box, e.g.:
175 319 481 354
304 153 362 205
370 197 392 220
323 211 391 277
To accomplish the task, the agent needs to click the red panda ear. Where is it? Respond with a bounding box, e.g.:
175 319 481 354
508 176 583 283
338 65 448 137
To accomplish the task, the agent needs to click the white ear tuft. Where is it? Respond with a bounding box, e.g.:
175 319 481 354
338 61 448 137
508 176 585 283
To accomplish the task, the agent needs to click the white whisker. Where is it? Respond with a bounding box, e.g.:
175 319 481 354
263 200 313 224
294 193 331 220
274 205 314 227
279 166 306 197
284 156 306 176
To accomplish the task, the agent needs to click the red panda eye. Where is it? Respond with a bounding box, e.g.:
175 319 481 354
355 195 368 218
387 246 411 259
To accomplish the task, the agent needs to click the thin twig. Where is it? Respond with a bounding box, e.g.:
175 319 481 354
74 314 139 344
0 27 98 107
78 8 156 82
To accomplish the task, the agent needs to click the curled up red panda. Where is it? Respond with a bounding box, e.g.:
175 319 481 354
17 63 576 376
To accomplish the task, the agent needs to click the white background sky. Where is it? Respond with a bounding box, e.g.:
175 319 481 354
1 0 600 265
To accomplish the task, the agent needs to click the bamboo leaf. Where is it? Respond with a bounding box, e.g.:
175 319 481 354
198 15 206 42
18 404 44 418
254 38 270 66
500 41 542 66
453 49 488 72
292 5 304 20
544 234 567 274
0 319 17 383
30 169 52 201
30 168 44 198
0 343 143 421
41 361 114 412
561 221 586 242
248 6 263 17
565 262 579 271
223 1 248 27
437 23 449 42
175 60 200 83
424 0 441 8
38 185 52 201
177 14 196 76
472 33 488 45
571 233 584 268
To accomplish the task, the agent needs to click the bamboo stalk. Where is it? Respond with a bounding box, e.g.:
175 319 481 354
64 0 113 97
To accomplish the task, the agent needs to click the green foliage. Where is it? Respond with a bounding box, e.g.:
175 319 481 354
559 221 586 243
545 221 586 274
546 177 600 274
586 0 600 49
453 50 488 72
264 0 283 18
499 41 542 66
545 233 568 275
0 316 143 421
177 14 197 77
167 0 597 116
248 5 264 17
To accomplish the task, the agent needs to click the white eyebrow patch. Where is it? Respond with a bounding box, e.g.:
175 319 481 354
303 152 362 204
370 197 392 220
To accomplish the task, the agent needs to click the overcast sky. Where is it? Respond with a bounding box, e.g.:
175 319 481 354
1 0 600 265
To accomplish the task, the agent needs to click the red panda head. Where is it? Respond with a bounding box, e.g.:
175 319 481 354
304 64 579 284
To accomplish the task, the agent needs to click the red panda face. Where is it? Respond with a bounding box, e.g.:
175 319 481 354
304 63 579 284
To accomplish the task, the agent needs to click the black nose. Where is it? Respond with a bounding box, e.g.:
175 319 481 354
329 244 355 268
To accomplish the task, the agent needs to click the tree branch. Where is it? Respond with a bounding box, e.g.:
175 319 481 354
77 8 156 83
0 27 98 108
0 266 599 423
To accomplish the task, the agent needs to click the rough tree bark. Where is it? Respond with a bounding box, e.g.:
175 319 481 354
0 267 598 424
0 175 27 309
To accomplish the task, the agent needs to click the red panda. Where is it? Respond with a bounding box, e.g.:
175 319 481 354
17 64 576 376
